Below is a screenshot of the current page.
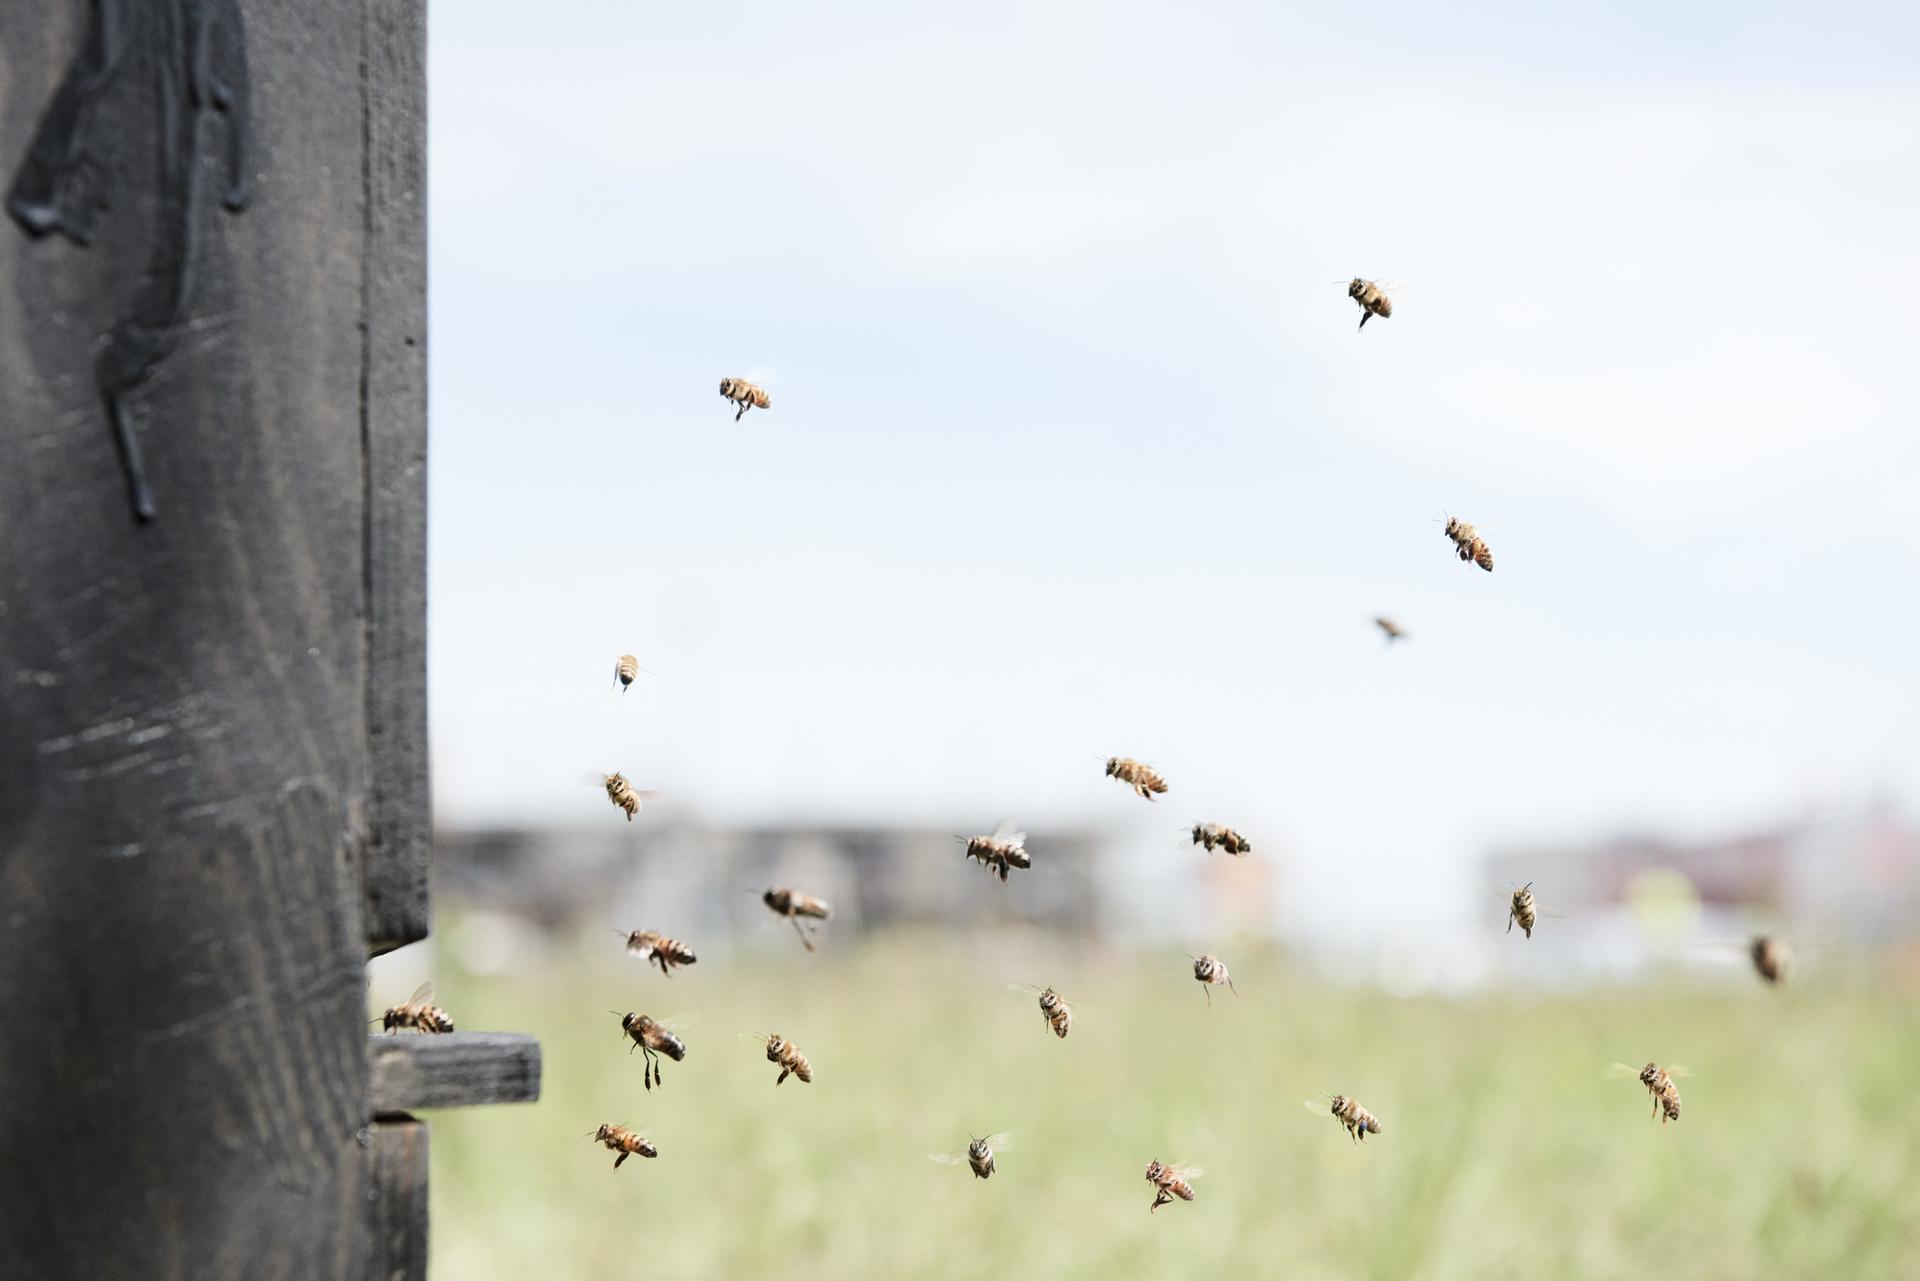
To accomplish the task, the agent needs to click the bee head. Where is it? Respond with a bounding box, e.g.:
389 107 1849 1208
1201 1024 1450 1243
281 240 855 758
1329 1095 1347 1115
1639 1064 1661 1087
765 1034 786 1058
1038 988 1058 1009
718 378 734 395
1347 277 1365 297
1104 757 1118 777
594 1123 614 1142
969 1137 990 1159
1144 1160 1165 1183
761 888 779 909
621 1012 640 1034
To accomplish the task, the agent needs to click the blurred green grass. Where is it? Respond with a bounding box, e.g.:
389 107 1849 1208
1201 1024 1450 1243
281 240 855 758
407 930 1920 1280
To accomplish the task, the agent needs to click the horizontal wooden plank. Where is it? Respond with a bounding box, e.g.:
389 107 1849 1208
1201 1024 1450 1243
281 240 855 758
369 1032 542 1115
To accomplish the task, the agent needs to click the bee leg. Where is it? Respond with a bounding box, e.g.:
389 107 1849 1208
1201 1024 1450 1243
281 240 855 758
776 1067 789 1086
791 916 816 952
1506 915 1514 934
1202 985 1211 1008
735 402 747 422
615 1151 629 1168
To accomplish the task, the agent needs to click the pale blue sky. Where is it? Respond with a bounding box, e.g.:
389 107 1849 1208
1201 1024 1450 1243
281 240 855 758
424 2 1920 927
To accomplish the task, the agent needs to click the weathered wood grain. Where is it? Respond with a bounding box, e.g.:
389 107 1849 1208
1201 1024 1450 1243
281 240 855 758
0 3 426 1278
370 1033 545 1115
366 1119 430 1281
361 0 431 958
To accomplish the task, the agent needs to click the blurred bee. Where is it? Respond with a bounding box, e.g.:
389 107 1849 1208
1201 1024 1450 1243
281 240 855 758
1374 616 1406 644
1612 1061 1688 1125
962 820 1030 883
1344 277 1395 331
1443 516 1495 573
1306 1094 1383 1143
1501 882 1565 939
1009 983 1074 1039
1190 953 1237 1006
745 1031 813 1085
762 886 832 952
1144 1160 1202 1213
618 1012 688 1091
1189 823 1251 856
589 1123 658 1169
380 980 454 1034
1750 935 1793 986
612 653 640 692
617 929 698 977
1105 756 1169 801
602 772 658 822
718 376 771 421
930 1132 1012 1180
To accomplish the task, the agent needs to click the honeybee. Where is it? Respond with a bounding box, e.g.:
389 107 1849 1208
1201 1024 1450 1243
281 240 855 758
1190 953 1236 1006
962 820 1030 883
1306 1094 1383 1143
761 886 832 952
1612 1062 1688 1125
1189 823 1251 856
1345 277 1396 331
930 1132 1012 1180
718 376 771 421
1009 983 1074 1039
380 980 454 1034
1144 1160 1202 1213
1501 882 1565 939
612 653 640 692
589 1123 658 1169
1374 616 1406 644
618 1012 689 1091
745 1032 813 1085
1105 756 1169 801
602 772 658 822
618 929 698 977
1750 935 1792 986
1443 516 1495 573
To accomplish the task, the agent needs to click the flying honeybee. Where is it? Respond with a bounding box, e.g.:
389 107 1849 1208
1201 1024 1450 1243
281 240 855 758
930 1132 1012 1180
1189 823 1251 856
1749 935 1793 986
1144 1160 1202 1214
1105 756 1169 801
380 980 454 1034
618 1012 688 1091
1443 516 1495 572
589 1123 658 1169
1190 954 1236 1006
612 653 639 692
1344 277 1397 331
718 376 771 421
746 1032 813 1085
1612 1061 1688 1126
602 772 658 822
618 929 698 977
1009 983 1074 1040
1501 882 1565 939
961 820 1030 883
761 886 832 952
1307 1094 1384 1143
1374 616 1406 644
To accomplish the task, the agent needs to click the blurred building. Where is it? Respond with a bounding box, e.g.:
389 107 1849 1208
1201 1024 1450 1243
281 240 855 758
1477 800 1920 983
433 820 1112 962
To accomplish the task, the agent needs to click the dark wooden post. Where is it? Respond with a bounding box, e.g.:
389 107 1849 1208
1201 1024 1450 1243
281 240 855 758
0 5 536 1278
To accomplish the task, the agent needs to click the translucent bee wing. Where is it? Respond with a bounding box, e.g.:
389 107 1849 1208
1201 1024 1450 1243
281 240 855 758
1165 1163 1203 1181
981 1132 1013 1151
1536 906 1569 919
656 1012 698 1032
405 980 434 1006
743 365 781 386
1304 1099 1332 1114
928 1152 968 1166
1665 1064 1692 1079
989 818 1027 849
1371 277 1407 295
1606 1063 1644 1079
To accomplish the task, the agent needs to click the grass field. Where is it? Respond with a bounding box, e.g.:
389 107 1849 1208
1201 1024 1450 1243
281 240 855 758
408 931 1920 1280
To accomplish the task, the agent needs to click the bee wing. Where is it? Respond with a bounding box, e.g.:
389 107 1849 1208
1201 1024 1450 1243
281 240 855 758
981 1132 1013 1151
1371 277 1407 296
1536 906 1569 919
655 1012 699 1032
989 818 1026 848
1665 1064 1692 1079
928 1152 968 1165
743 365 781 386
1304 1099 1331 1114
1607 1062 1644 1079
405 980 434 1006
1165 1163 1203 1181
